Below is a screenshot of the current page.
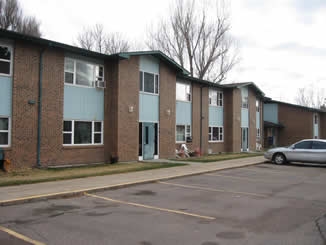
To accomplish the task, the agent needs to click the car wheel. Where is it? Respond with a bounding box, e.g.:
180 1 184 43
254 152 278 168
273 153 286 165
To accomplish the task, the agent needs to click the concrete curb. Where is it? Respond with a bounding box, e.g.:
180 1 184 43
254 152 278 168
0 161 263 206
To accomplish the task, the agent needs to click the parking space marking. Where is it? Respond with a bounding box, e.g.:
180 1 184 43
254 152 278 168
158 181 267 198
205 173 277 183
84 192 215 220
243 167 296 175
0 226 45 245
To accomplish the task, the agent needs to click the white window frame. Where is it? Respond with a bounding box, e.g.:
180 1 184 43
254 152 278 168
64 57 104 88
176 81 191 102
139 71 159 95
208 126 224 142
0 116 10 147
209 89 223 107
63 120 104 146
0 43 13 77
176 124 191 143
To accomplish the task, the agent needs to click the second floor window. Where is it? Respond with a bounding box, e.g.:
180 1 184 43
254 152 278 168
209 89 223 106
242 96 248 109
176 82 191 101
139 71 159 94
256 100 260 112
64 58 104 87
0 44 12 76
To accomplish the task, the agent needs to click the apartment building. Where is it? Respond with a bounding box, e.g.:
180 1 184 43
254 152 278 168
0 29 264 169
263 99 326 147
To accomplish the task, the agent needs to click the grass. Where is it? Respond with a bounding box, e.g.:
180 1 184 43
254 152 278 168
0 162 186 187
176 152 264 163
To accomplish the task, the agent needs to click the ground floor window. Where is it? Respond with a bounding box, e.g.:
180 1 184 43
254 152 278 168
208 126 223 142
63 120 103 145
176 125 191 142
256 128 261 139
0 117 10 146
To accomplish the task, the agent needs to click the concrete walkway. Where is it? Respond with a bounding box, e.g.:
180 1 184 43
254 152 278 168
0 156 265 206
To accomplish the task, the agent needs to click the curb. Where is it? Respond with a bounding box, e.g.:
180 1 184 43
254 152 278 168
0 161 263 206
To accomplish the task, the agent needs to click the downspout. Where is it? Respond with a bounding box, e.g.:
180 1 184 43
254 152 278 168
200 86 203 153
37 47 46 168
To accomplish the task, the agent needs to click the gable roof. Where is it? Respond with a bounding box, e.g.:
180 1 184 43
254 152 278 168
177 74 224 88
117 50 190 75
223 82 265 97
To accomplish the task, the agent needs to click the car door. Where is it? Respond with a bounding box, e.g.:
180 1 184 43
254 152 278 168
290 141 313 162
311 141 326 163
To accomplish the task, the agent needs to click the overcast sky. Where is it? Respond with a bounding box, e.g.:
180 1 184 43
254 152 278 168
21 0 326 103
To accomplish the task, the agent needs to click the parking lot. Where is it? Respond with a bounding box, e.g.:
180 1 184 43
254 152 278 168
1 162 326 245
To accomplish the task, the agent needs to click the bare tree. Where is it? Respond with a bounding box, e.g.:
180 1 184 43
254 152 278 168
76 24 130 54
0 0 41 37
147 0 237 83
295 86 325 109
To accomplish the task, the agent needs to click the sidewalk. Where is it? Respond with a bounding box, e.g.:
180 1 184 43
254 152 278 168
0 156 265 206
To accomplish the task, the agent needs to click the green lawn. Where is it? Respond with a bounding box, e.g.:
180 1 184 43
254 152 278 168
0 162 186 187
176 152 264 162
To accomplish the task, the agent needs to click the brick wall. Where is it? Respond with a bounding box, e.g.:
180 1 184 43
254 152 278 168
159 63 177 159
116 56 139 162
278 103 314 145
320 113 326 139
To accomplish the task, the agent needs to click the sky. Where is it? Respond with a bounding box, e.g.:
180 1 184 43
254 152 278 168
20 0 326 104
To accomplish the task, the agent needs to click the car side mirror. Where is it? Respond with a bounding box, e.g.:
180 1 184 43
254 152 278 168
289 145 295 150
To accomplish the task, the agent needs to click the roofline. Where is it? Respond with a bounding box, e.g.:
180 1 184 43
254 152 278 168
117 50 190 75
264 99 326 113
223 82 265 97
0 29 120 60
177 74 224 88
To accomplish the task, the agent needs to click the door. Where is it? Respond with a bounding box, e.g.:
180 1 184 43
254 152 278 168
287 140 313 162
143 123 155 160
241 127 249 152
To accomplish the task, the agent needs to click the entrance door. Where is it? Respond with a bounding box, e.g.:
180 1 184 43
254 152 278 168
241 127 249 152
143 123 155 160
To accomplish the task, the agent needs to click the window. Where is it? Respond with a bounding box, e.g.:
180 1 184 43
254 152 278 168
64 58 104 87
294 141 312 149
139 71 159 94
209 89 223 106
176 82 191 101
0 45 12 76
63 120 103 145
208 127 223 142
256 100 260 112
314 114 318 124
257 128 261 139
176 125 191 142
312 141 326 150
0 117 10 146
242 96 248 108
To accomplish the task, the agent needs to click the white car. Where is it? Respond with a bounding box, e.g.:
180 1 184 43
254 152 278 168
264 139 326 165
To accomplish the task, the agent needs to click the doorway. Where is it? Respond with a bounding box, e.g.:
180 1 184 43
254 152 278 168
241 127 249 152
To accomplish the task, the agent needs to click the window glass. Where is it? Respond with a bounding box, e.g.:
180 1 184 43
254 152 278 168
0 132 8 145
65 58 74 72
94 122 102 132
0 46 11 60
144 72 155 93
139 72 143 91
155 75 159 94
176 82 191 101
74 121 92 144
176 125 185 142
209 89 217 106
209 126 223 141
0 61 10 74
64 72 74 84
0 118 8 130
63 133 72 144
218 91 223 106
312 141 326 150
242 96 248 108
94 134 102 144
76 61 94 86
294 141 312 149
212 127 219 141
63 121 72 132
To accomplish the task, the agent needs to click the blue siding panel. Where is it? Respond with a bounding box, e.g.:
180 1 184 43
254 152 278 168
0 76 12 116
176 101 192 125
263 103 278 124
64 85 104 121
139 56 159 74
241 108 249 127
209 106 223 126
256 112 260 128
139 93 159 122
